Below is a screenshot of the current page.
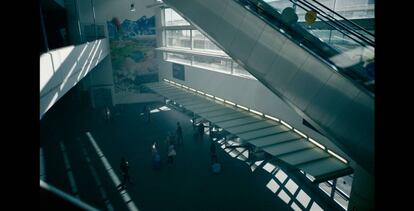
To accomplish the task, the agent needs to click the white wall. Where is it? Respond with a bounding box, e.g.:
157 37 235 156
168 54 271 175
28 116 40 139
158 60 356 164
40 38 110 119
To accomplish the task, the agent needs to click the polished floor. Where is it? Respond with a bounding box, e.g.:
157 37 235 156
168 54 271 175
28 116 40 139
40 89 340 211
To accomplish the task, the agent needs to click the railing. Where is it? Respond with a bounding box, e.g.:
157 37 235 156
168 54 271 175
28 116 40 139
40 180 99 211
237 0 375 94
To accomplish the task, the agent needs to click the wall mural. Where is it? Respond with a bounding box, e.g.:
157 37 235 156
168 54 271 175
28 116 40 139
107 16 158 94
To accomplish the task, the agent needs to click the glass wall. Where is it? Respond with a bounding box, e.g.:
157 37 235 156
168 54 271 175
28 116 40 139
164 8 190 26
265 0 374 20
192 30 222 52
166 53 192 65
165 30 191 49
161 8 254 79
193 55 232 73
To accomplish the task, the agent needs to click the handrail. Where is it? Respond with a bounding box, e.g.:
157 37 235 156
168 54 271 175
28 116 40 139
292 2 371 47
292 0 374 46
236 0 374 94
308 0 375 37
40 180 100 211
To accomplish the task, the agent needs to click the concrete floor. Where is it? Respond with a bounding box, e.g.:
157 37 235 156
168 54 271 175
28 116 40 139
40 89 340 211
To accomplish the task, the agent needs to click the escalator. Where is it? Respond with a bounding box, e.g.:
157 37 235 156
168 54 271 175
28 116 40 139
162 0 374 176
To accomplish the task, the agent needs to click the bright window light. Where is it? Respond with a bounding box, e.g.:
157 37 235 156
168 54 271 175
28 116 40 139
182 85 188 89
280 120 293 129
236 104 249 110
158 106 171 111
263 163 276 173
285 179 299 195
296 190 311 208
189 88 196 92
250 109 263 116
306 174 315 182
277 190 291 204
215 97 224 102
205 94 214 98
308 138 326 150
255 160 264 166
250 164 258 172
275 169 288 183
170 81 176 84
293 129 307 138
291 202 301 211
310 202 324 211
229 150 239 157
266 179 280 193
225 100 236 106
328 150 348 164
150 109 160 113
197 90 205 95
265 114 279 122
163 78 169 82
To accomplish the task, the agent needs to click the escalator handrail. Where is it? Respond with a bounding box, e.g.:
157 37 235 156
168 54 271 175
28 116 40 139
291 1 372 47
308 0 375 37
236 0 374 95
292 0 374 46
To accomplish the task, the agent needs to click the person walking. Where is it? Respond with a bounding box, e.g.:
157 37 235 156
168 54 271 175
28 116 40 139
152 141 161 170
167 143 176 164
198 123 205 141
119 157 132 189
176 122 184 146
143 105 151 123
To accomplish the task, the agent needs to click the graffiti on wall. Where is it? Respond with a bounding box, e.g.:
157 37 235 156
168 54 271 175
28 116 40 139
107 16 158 94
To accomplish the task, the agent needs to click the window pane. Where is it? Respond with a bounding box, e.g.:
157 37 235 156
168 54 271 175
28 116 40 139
334 0 374 19
166 53 191 65
166 30 191 49
192 30 222 52
164 8 189 26
193 55 231 73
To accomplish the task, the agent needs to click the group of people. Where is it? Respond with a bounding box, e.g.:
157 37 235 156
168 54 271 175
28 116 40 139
151 122 183 170
118 109 223 189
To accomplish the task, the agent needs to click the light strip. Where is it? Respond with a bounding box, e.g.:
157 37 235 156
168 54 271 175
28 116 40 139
308 138 326 150
250 109 263 116
293 129 307 138
189 88 196 92
225 100 236 106
197 90 205 95
265 114 279 122
182 85 188 89
236 104 249 111
86 132 139 211
205 94 214 98
170 81 176 84
163 78 169 82
328 149 348 164
215 97 224 102
280 120 293 129
40 180 100 211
